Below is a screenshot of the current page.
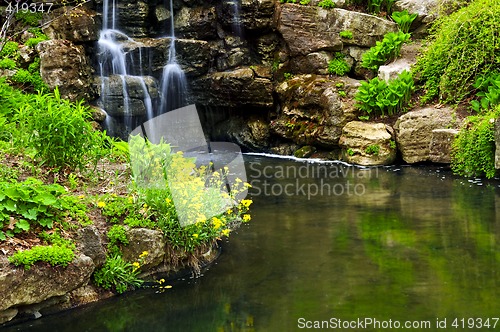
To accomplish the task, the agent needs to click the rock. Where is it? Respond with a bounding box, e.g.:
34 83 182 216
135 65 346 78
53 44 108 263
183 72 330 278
90 105 107 122
212 116 271 151
0 308 18 325
76 226 106 267
121 228 166 270
378 41 422 82
289 52 333 75
270 143 300 155
0 254 94 313
175 7 218 39
495 118 500 169
275 4 397 56
429 129 459 164
394 106 458 163
218 0 276 32
69 285 102 306
116 1 150 38
43 7 100 42
190 68 274 108
272 75 359 148
96 75 159 117
37 40 96 101
339 121 396 166
294 145 317 158
392 0 440 35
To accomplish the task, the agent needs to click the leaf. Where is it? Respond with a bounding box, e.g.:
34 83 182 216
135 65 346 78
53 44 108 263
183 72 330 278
21 208 38 220
0 231 5 241
3 199 16 212
34 192 57 206
16 219 30 231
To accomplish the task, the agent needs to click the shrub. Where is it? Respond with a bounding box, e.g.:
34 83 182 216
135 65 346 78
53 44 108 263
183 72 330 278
367 0 395 14
107 224 129 256
8 244 75 269
328 52 350 76
470 72 500 113
361 31 410 72
15 11 43 26
339 30 353 39
355 70 414 117
11 68 48 92
391 10 418 33
318 0 335 9
0 41 19 59
0 58 16 70
16 88 107 171
414 0 500 104
300 0 311 4
451 109 498 179
93 255 143 294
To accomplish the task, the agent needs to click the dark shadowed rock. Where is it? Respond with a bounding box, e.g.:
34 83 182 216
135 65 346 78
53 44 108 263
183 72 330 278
43 7 100 42
429 129 459 164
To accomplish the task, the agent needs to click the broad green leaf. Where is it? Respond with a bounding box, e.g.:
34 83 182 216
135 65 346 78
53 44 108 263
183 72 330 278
16 219 30 231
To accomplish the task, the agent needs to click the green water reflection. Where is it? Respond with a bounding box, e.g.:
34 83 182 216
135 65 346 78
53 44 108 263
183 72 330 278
3 156 500 331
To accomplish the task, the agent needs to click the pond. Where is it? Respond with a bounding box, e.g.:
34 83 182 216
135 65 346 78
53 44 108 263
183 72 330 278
4 155 500 331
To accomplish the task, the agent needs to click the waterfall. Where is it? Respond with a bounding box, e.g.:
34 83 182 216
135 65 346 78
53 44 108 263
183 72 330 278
98 0 189 137
231 0 243 37
159 0 188 115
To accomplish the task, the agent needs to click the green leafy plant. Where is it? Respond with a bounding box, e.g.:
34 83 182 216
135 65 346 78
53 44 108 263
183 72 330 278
391 10 418 33
107 224 129 256
414 0 500 104
470 72 500 113
355 70 414 117
339 30 353 39
367 0 394 14
11 68 47 92
9 237 75 270
93 255 143 294
318 0 335 9
328 52 350 76
451 109 498 179
15 11 43 26
0 58 16 70
0 41 19 59
361 31 410 72
338 90 347 98
283 72 293 80
347 148 355 156
365 144 380 155
0 178 68 240
389 140 396 149
280 0 297 3
300 0 311 4
16 87 109 171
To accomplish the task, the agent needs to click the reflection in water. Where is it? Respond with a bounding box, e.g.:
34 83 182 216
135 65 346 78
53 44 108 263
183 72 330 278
4 156 500 331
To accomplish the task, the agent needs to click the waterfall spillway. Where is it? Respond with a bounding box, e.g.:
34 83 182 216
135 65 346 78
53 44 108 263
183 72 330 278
97 0 188 138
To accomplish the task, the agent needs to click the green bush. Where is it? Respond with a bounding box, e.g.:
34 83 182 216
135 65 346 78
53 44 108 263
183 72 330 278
328 52 350 76
355 70 414 117
391 10 418 33
451 109 498 179
15 11 43 26
0 178 68 240
365 144 380 155
0 41 19 59
470 72 500 113
318 0 335 9
11 68 48 92
339 30 353 39
93 255 143 294
8 244 75 269
361 31 410 72
414 0 500 104
367 0 395 14
0 58 16 70
16 88 108 171
107 224 128 256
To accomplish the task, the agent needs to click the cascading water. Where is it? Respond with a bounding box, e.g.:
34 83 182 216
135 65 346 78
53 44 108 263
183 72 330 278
159 0 188 115
97 0 188 137
231 0 243 37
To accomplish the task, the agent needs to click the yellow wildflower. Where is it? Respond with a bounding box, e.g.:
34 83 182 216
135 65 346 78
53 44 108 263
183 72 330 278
221 229 230 237
192 233 199 239
132 262 140 270
242 214 251 222
165 198 172 204
226 209 233 215
97 201 106 208
158 278 165 285
77 195 85 199
140 251 149 258
240 199 253 208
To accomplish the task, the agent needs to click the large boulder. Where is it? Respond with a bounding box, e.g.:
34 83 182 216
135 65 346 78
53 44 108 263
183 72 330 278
378 42 421 82
43 7 100 42
0 255 94 313
174 7 218 39
429 129 459 164
37 40 96 101
275 4 397 56
219 0 276 32
121 228 166 271
394 106 458 163
272 75 359 148
189 67 274 108
339 121 396 166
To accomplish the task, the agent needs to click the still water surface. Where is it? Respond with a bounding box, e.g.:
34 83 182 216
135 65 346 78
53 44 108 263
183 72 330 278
4 155 500 331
